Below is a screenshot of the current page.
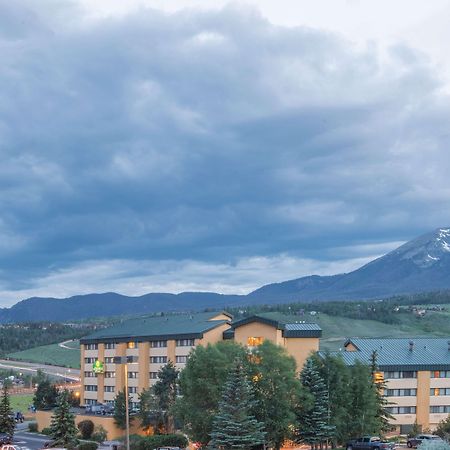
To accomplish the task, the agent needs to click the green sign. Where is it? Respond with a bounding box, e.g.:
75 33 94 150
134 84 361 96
93 359 105 374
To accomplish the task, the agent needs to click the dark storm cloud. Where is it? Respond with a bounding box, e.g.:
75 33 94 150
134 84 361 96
0 1 449 298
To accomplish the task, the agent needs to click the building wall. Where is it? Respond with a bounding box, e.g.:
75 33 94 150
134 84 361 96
233 322 283 347
284 337 319 372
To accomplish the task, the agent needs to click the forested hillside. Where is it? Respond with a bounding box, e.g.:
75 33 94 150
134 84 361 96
0 322 96 356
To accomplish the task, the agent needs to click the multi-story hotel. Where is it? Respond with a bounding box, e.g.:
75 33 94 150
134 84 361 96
79 312 321 408
339 337 450 433
80 313 450 433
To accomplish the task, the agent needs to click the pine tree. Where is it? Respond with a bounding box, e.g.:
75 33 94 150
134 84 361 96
0 385 15 436
210 359 266 450
153 361 179 433
297 357 335 448
114 389 134 430
370 351 393 434
49 390 78 447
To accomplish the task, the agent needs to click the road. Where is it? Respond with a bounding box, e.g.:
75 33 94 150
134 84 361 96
0 359 80 381
12 423 49 450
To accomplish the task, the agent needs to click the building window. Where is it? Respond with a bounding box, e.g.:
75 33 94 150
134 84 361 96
85 344 98 350
105 357 115 364
105 371 116 378
247 337 264 347
176 339 195 347
151 340 167 348
150 356 167 364
84 385 98 392
105 343 116 349
104 386 115 393
384 371 417 379
431 388 450 396
85 399 98 406
84 371 96 378
431 405 450 413
385 389 417 397
176 355 188 364
150 372 159 379
84 357 96 364
385 406 416 414
128 387 138 394
431 370 450 378
128 372 138 379
127 342 138 349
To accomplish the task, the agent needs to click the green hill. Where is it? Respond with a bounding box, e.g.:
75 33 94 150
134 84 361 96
8 340 81 368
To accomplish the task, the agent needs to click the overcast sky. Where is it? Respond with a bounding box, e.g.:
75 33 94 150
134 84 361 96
1 0 450 306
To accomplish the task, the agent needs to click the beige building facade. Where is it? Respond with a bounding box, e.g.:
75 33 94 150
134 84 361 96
341 338 450 433
79 312 321 408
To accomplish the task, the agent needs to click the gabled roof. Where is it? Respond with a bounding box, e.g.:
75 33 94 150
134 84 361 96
80 312 231 344
230 313 322 338
334 338 450 371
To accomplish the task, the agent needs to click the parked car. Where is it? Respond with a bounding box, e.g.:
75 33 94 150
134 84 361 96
407 435 443 448
0 434 13 446
346 436 395 450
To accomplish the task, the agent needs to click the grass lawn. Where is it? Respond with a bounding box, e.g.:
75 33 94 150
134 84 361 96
10 394 34 413
8 341 80 369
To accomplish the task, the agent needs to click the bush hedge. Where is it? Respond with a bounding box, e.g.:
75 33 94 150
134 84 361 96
131 434 188 450
77 441 99 450
28 422 38 432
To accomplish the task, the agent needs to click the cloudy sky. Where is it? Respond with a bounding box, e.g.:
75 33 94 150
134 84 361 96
1 0 450 306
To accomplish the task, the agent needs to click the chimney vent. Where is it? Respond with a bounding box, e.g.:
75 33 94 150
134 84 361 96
409 340 414 352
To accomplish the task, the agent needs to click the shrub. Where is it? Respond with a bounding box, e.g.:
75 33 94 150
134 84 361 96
41 427 52 436
91 425 108 443
28 422 38 432
77 442 98 450
78 420 95 439
131 434 188 450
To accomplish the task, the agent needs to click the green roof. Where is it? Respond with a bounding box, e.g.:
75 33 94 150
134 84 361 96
80 312 231 344
334 338 450 371
231 313 322 338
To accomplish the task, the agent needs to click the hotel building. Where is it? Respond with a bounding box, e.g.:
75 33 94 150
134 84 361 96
79 312 321 408
80 313 450 433
339 338 450 433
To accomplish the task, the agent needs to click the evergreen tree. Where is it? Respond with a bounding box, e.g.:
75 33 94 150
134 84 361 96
49 390 78 447
210 359 265 450
114 389 134 430
153 361 179 433
34 377 59 410
138 388 162 433
0 385 15 436
175 342 248 445
296 357 335 448
370 351 393 434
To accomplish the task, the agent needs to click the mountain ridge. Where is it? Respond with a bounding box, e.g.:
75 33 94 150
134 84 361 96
2 228 450 323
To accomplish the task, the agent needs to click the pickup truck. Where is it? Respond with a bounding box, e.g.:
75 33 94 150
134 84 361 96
346 436 395 450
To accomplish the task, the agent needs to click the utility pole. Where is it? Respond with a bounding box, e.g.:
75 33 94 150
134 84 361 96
114 355 137 450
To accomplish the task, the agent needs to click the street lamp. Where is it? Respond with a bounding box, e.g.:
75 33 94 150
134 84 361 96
114 356 138 450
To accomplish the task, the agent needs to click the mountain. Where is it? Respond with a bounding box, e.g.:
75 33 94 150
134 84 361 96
1 228 450 323
250 228 450 301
